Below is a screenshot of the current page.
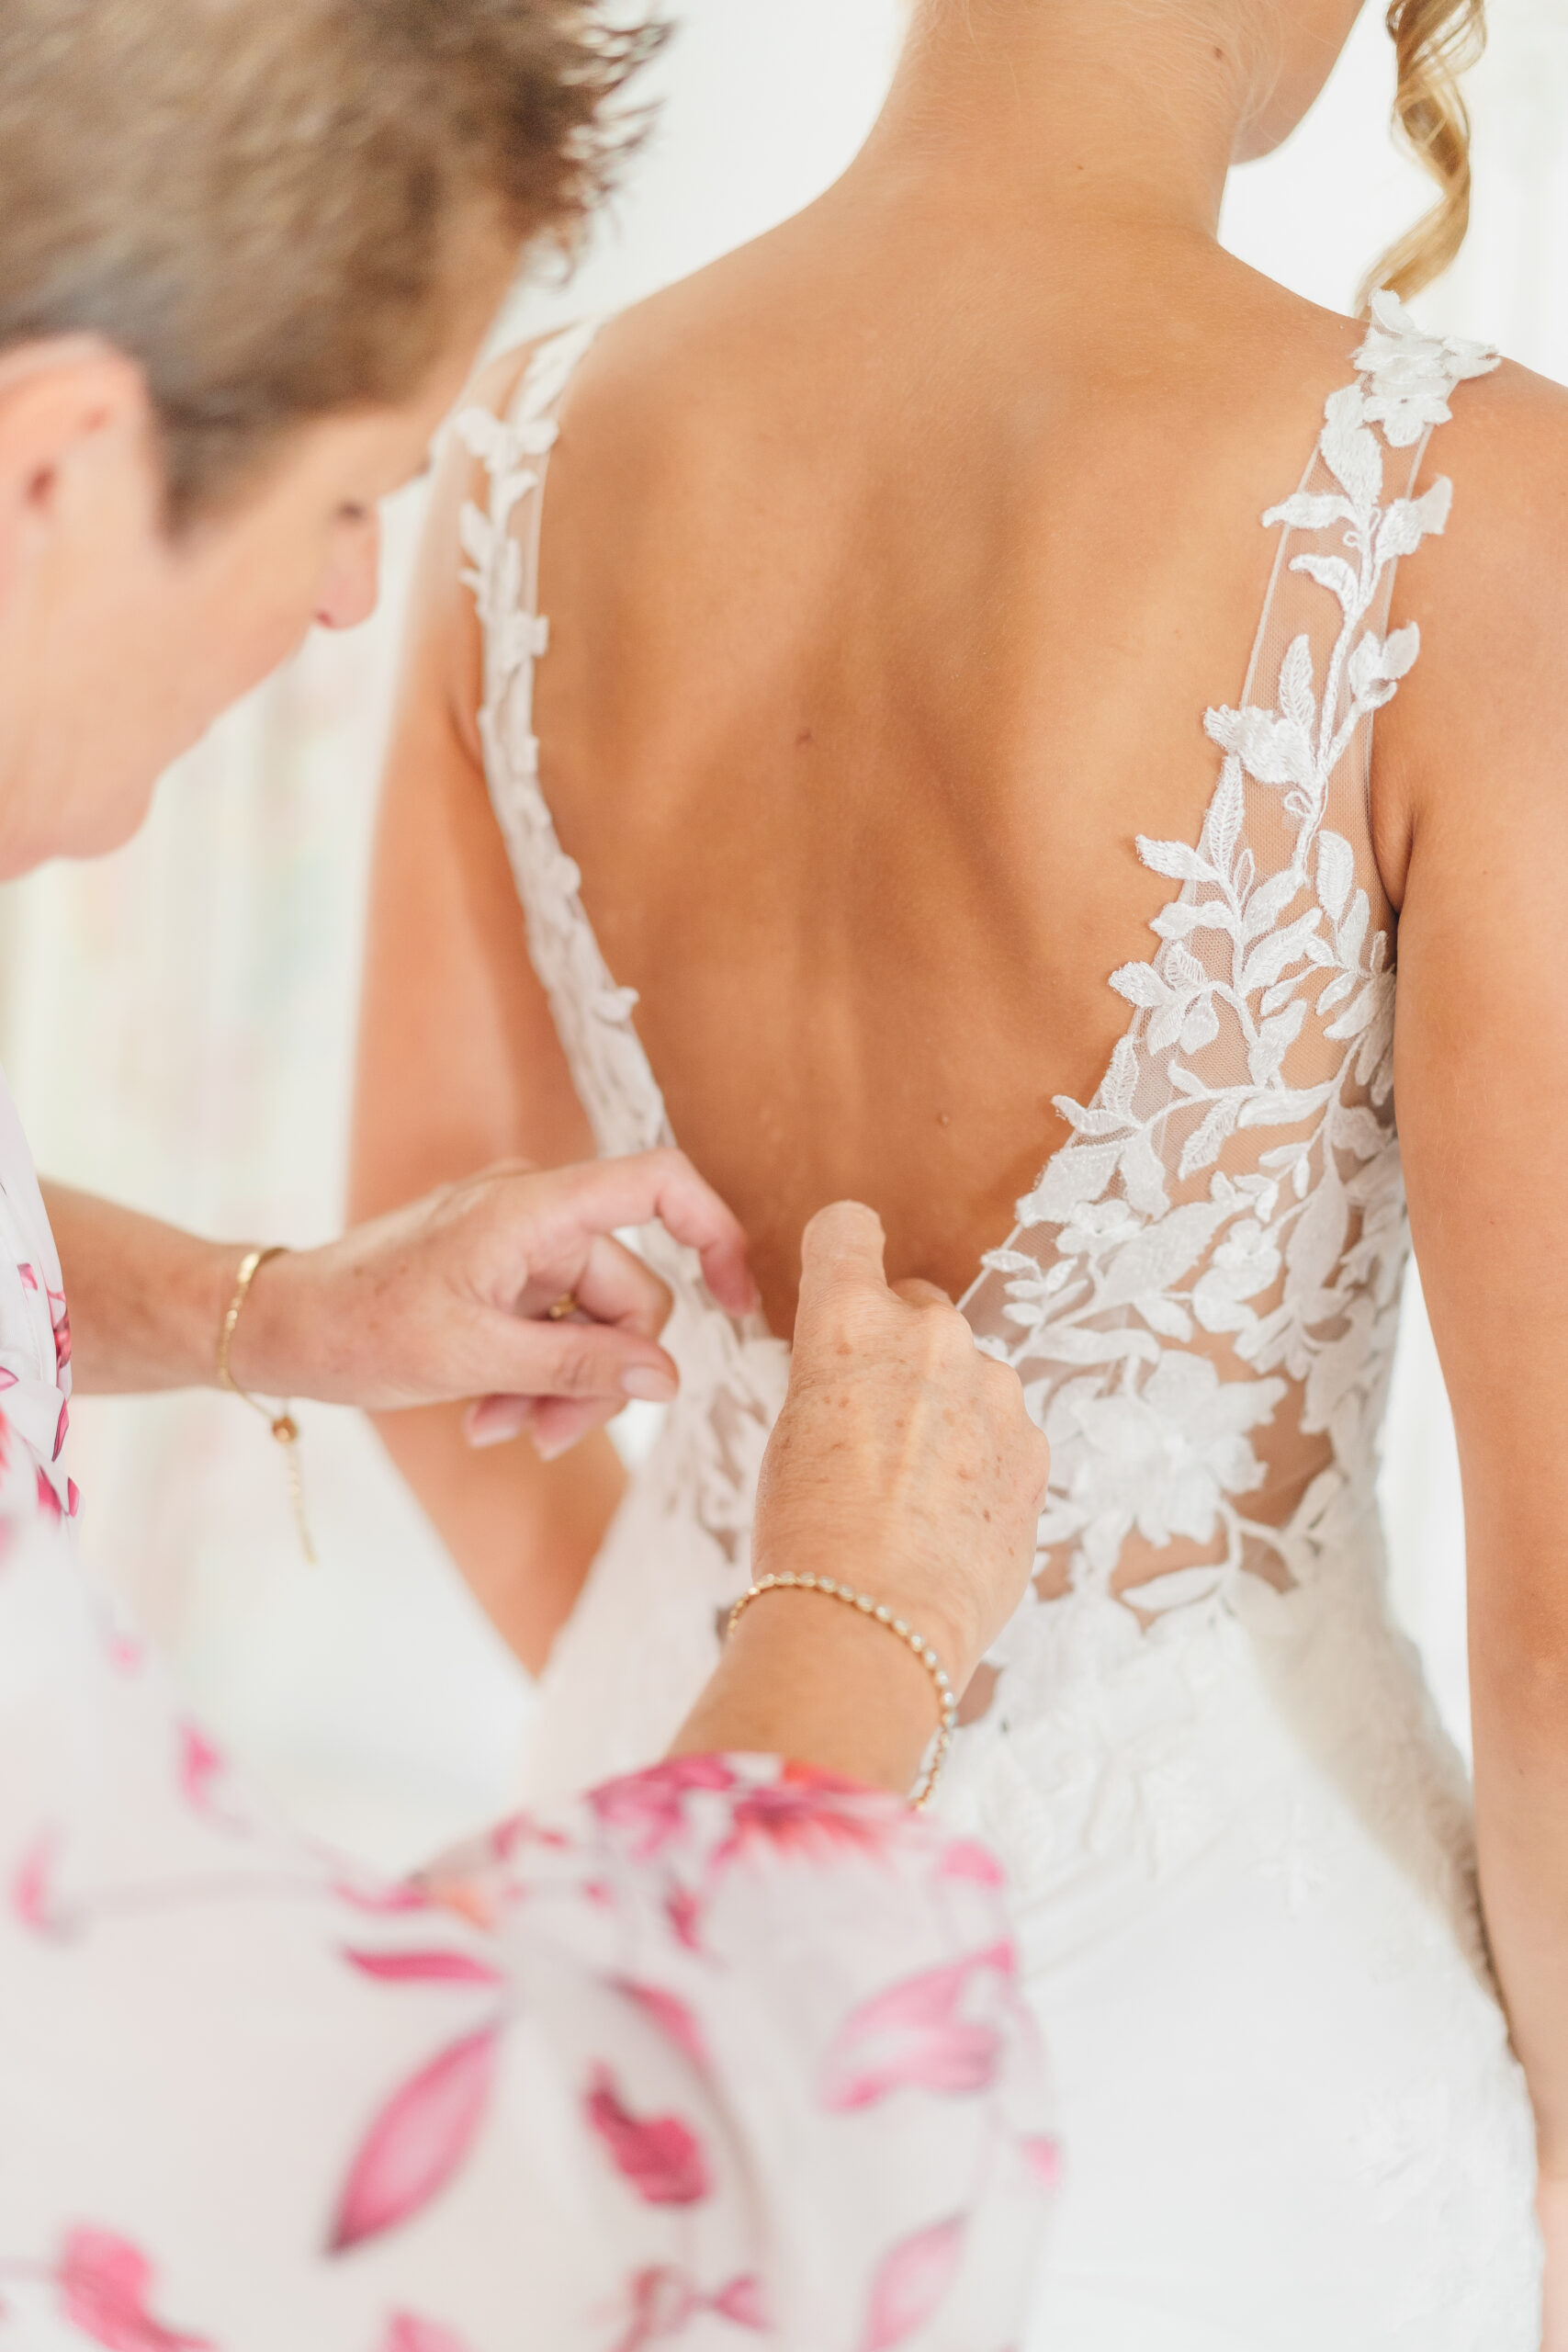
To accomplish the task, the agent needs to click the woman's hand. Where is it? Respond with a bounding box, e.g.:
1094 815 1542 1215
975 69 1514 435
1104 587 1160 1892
48 1153 756 1461
231 1150 757 1456
671 1202 1049 1795
756 1199 1049 1681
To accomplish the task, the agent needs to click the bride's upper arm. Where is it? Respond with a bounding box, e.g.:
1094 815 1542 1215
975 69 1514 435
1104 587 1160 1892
1386 360 1568 1650
349 342 594 1227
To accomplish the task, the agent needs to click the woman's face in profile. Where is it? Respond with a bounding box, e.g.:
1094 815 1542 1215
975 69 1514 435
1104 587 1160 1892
10 364 462 876
0 246 507 885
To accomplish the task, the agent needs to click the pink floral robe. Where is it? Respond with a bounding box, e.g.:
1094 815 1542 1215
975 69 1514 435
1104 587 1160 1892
0 1071 1055 2350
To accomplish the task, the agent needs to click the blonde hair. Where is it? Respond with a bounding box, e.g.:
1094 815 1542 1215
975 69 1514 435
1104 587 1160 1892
1359 0 1486 311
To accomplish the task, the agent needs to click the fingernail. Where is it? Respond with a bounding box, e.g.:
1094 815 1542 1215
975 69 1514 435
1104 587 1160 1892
621 1365 677 1403
532 1429 581 1463
468 1419 521 1451
465 1402 534 1450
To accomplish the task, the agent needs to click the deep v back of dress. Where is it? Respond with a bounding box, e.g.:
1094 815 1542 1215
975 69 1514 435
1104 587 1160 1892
457 297 1540 2346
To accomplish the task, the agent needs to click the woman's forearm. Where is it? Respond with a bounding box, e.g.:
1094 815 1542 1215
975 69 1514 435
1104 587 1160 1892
671 1201 1049 1802
671 1589 951 1798
43 1182 239 1394
44 1176 649 1673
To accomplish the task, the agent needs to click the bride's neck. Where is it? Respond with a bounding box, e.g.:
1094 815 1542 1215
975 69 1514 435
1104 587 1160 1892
846 0 1262 244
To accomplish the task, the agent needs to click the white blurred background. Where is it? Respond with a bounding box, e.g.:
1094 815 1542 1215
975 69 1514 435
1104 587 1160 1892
3 0 1563 1870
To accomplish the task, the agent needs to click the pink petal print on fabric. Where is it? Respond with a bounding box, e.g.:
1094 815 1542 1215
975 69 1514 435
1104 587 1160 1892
17 1263 37 1291
610 1979 712 2075
53 1394 68 1461
609 2267 696 2352
0 1365 17 1389
584 2066 711 2206
1021 2135 1066 2197
487 1814 570 1866
937 1838 1006 1888
53 1301 72 1373
176 1726 229 1822
608 2267 767 2352
329 2025 502 2253
665 1884 705 1954
58 2227 215 2352
377 2317 475 2352
341 1948 503 1988
35 1465 62 1521
106 1624 144 1674
821 1942 1017 2109
172 1723 251 1838
590 1755 737 1860
858 2217 967 2352
12 1827 61 1934
710 2276 768 2329
722 1779 894 1871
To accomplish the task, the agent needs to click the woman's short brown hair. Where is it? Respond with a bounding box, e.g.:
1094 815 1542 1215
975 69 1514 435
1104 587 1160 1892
0 0 660 515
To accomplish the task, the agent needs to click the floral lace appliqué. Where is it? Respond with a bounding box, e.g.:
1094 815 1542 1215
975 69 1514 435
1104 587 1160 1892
964 294 1498 1617
457 330 789 1599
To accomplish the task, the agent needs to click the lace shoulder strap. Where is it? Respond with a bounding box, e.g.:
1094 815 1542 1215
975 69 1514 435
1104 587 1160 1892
961 294 1499 1609
455 320 674 1162
457 325 788 1544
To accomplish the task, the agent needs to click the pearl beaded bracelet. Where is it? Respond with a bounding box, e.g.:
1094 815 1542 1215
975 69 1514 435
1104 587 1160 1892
726 1571 961 1808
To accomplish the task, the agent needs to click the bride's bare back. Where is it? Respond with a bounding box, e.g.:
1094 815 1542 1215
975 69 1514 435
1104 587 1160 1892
517 232 1356 1324
356 5 1568 2294
359 0 1568 2035
355 0 1564 1636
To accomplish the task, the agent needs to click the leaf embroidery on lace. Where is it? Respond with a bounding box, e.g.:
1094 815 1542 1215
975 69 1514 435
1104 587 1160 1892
971 294 1499 1612
457 327 790 1593
461 300 1499 1655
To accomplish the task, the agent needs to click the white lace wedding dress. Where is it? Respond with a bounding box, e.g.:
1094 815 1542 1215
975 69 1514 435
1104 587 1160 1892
457 297 1541 2346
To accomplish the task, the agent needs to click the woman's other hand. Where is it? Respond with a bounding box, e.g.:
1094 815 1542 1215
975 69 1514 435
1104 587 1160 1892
758 1199 1048 1682
231 1148 758 1458
671 1201 1049 1795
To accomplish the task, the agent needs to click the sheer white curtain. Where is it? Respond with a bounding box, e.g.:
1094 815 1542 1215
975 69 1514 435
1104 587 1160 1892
0 0 1561 1863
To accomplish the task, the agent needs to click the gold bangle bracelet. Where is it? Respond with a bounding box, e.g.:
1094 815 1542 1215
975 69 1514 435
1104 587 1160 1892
727 1571 960 1808
218 1245 315 1566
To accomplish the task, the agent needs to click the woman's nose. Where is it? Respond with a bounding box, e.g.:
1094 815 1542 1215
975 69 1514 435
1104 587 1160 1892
315 514 382 631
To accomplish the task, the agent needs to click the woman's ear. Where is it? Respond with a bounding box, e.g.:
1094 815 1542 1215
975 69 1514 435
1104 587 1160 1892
0 337 157 603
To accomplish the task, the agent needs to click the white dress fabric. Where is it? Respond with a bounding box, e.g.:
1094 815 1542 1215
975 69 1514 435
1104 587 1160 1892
0 1070 1056 2349
458 293 1542 2347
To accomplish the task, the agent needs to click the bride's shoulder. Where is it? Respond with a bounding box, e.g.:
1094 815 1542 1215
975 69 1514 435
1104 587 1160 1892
449 292 741 475
1425 339 1568 511
464 338 538 422
1401 345 1568 678
454 325 602 438
1371 342 1568 901
1356 297 1568 680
